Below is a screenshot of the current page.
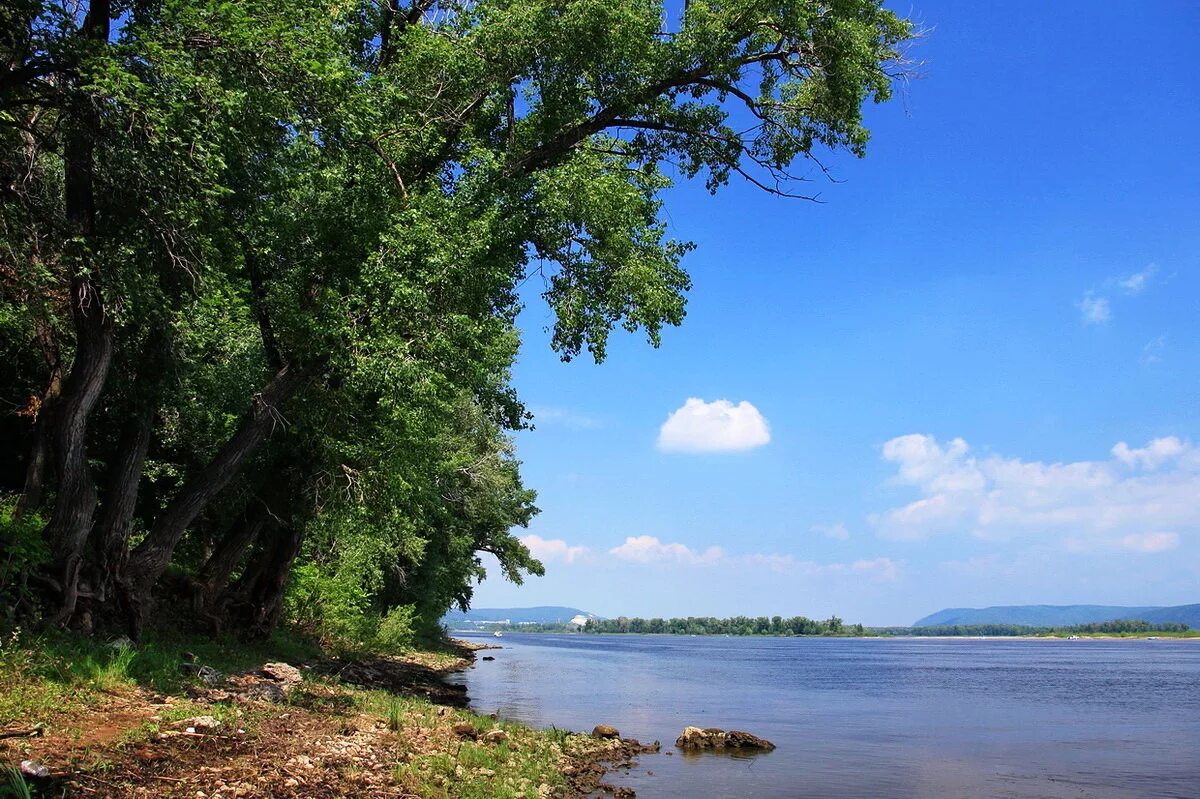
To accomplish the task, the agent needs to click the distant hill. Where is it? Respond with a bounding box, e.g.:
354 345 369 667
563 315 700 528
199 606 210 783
914 604 1200 628
442 606 597 626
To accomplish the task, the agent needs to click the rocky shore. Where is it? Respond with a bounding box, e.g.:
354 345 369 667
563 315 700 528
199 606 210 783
0 635 657 798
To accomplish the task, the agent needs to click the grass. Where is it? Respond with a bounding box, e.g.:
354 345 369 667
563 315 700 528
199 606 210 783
1 767 33 799
1 628 617 798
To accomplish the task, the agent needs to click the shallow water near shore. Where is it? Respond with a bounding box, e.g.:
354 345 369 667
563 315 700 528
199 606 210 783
450 634 1200 798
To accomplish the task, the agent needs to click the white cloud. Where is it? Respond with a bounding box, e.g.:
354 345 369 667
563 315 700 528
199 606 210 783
1118 264 1158 295
811 522 851 540
1111 436 1187 470
657 398 770 453
520 534 589 564
605 536 896 580
1078 292 1111 325
875 434 1199 551
608 535 724 565
1119 532 1179 553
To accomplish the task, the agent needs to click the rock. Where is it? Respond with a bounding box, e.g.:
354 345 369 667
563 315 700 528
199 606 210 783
260 662 303 686
591 724 620 739
181 716 222 733
675 726 774 752
181 662 226 687
724 730 775 750
246 681 286 703
483 728 509 744
20 760 49 779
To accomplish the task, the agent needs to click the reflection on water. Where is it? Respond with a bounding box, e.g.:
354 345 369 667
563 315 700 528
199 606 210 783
450 634 1200 798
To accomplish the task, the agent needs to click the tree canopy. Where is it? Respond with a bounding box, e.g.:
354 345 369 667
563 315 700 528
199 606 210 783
1 0 913 644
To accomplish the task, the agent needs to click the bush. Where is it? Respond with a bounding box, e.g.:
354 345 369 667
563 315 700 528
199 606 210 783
376 605 416 652
0 501 48 630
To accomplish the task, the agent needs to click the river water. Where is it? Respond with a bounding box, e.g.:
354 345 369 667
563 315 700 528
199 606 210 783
449 633 1200 798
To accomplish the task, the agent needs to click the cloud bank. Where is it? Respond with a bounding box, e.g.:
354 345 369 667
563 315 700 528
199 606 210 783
607 536 898 581
875 434 1197 552
657 398 771 453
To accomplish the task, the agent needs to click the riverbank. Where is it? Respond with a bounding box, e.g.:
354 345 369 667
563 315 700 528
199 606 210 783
0 630 648 798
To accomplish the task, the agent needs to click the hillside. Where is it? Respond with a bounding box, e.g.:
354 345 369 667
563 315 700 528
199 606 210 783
913 604 1200 628
442 606 597 626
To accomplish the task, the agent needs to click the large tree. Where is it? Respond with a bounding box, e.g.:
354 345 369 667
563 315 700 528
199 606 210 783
0 0 913 637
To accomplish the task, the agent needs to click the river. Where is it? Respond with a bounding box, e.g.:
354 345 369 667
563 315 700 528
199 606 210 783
449 633 1200 798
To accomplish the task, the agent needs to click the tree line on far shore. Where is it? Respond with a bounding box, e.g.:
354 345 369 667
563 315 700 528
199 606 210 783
480 617 1192 637
583 615 864 636
881 619 1192 637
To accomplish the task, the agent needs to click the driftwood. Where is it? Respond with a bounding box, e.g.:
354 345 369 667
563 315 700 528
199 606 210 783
0 723 45 739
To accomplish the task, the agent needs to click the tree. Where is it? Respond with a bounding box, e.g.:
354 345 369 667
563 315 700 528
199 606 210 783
1 0 914 638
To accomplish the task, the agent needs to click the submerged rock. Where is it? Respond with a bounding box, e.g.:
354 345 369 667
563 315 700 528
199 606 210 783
675 726 775 752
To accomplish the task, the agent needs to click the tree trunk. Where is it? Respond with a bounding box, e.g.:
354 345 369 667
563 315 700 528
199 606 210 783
123 362 311 633
195 500 269 617
89 326 171 604
42 0 115 626
225 522 305 639
13 362 63 522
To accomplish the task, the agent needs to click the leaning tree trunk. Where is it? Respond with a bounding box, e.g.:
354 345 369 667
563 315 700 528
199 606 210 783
44 0 116 626
122 362 310 636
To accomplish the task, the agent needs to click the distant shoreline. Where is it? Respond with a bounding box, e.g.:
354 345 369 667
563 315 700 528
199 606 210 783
458 630 1200 641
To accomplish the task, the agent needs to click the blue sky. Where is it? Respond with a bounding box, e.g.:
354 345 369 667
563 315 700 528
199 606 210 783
472 1 1200 626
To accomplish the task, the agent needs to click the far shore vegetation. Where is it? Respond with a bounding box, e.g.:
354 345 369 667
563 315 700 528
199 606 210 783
476 617 1196 639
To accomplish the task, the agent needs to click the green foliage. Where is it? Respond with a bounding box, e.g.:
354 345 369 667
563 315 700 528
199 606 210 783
1 0 913 639
377 605 417 653
0 766 32 799
0 503 47 631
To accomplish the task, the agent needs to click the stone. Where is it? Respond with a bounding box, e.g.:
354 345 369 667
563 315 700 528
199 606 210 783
452 722 478 739
246 681 286 703
20 760 49 779
260 662 303 685
675 726 774 752
724 730 776 750
181 716 222 733
591 724 620 739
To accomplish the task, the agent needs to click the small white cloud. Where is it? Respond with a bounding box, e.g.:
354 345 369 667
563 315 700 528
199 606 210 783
1141 335 1167 366
657 398 770 453
1078 292 1111 325
608 535 724 565
1118 264 1158 295
520 534 589 564
1119 532 1179 553
811 522 851 540
1111 437 1186 470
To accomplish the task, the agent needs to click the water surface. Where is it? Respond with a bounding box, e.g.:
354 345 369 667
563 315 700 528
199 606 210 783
450 634 1200 798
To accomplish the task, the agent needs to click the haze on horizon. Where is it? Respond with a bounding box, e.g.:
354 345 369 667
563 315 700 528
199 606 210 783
471 0 1200 627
